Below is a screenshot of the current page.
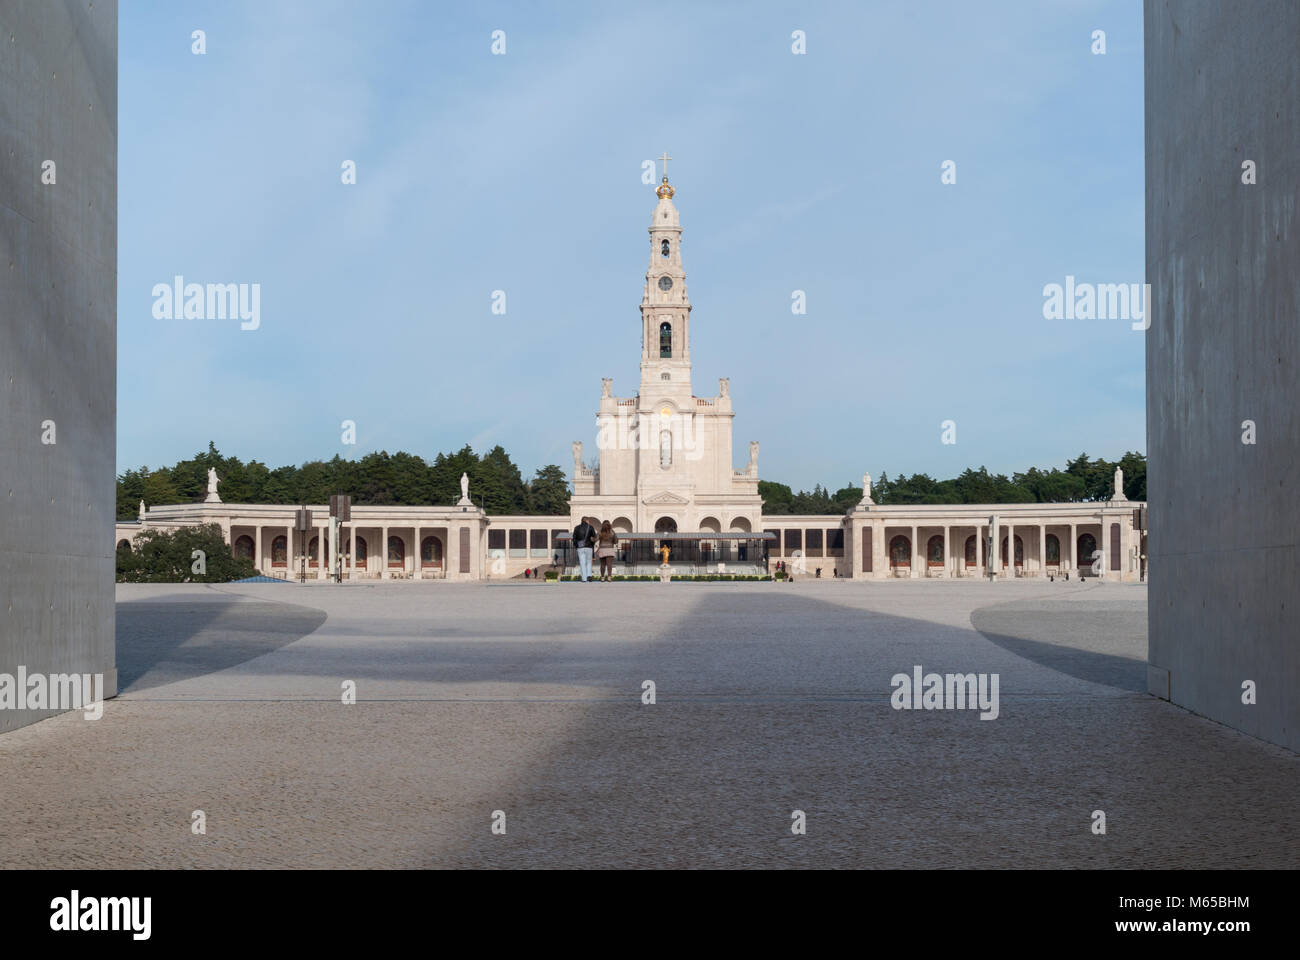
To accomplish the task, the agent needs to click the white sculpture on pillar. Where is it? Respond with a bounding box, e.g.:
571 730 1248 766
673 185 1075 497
457 471 473 506
1111 466 1128 501
601 378 612 398
746 440 759 477
138 499 146 521
204 468 222 504
861 472 874 506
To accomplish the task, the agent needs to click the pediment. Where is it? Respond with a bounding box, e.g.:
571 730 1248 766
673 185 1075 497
643 491 690 505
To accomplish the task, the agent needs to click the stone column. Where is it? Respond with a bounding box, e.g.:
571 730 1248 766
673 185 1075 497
1098 516 1106 580
1039 525 1046 578
1069 522 1077 574
316 524 325 580
414 525 423 580
349 526 356 578
1007 521 1015 578
910 524 918 578
942 525 950 577
255 525 263 573
381 524 389 580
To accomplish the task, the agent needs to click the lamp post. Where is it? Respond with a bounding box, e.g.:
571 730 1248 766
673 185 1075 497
294 507 312 583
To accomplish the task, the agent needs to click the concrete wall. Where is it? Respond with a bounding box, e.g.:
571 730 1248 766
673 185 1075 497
0 0 117 732
1145 0 1299 751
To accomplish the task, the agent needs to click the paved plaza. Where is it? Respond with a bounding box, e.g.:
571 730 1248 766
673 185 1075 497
1 579 1296 868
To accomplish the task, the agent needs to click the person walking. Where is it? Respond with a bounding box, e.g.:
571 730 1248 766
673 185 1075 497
595 520 618 582
572 517 597 582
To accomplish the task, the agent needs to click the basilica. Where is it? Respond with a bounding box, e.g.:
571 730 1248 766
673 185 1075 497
117 170 1146 582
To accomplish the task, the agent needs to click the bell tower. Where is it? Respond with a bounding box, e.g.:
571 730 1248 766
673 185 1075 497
570 157 763 537
640 153 693 402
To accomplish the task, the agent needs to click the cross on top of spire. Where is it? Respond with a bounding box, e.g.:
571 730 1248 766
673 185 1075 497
655 151 675 199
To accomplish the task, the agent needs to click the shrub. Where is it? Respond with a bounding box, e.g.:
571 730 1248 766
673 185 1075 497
544 569 558 580
116 523 257 583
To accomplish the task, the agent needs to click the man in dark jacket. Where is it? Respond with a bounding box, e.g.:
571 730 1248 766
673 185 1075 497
572 518 597 582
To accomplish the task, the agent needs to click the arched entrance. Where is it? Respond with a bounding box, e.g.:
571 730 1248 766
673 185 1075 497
926 535 944 568
387 535 405 569
1000 535 1024 567
654 516 677 533
1077 532 1097 569
889 535 911 569
233 535 254 561
421 535 443 568
308 535 329 567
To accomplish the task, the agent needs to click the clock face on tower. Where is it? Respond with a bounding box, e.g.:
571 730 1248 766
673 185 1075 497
658 275 673 292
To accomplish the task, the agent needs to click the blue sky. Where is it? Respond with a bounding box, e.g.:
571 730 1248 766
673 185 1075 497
118 0 1145 491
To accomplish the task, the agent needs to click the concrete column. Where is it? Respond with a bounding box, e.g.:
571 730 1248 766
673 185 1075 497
1007 521 1015 578
910 524 918 579
255 525 263 573
381 525 389 579
1039 525 1046 578
1069 522 1077 573
349 526 356 578
414 525 423 580
285 525 294 578
943 525 950 577
316 524 325 580
1098 516 1106 580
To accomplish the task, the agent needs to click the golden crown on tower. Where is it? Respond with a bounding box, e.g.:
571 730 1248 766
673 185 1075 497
656 175 675 200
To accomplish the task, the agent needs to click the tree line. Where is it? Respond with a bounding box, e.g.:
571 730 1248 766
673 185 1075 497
117 442 570 520
119 445 1145 522
758 452 1146 514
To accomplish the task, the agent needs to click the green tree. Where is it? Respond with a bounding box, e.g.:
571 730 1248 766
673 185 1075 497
528 464 570 514
116 524 256 583
758 480 793 514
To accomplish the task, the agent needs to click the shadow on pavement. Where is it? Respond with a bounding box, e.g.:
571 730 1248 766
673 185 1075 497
115 594 327 693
